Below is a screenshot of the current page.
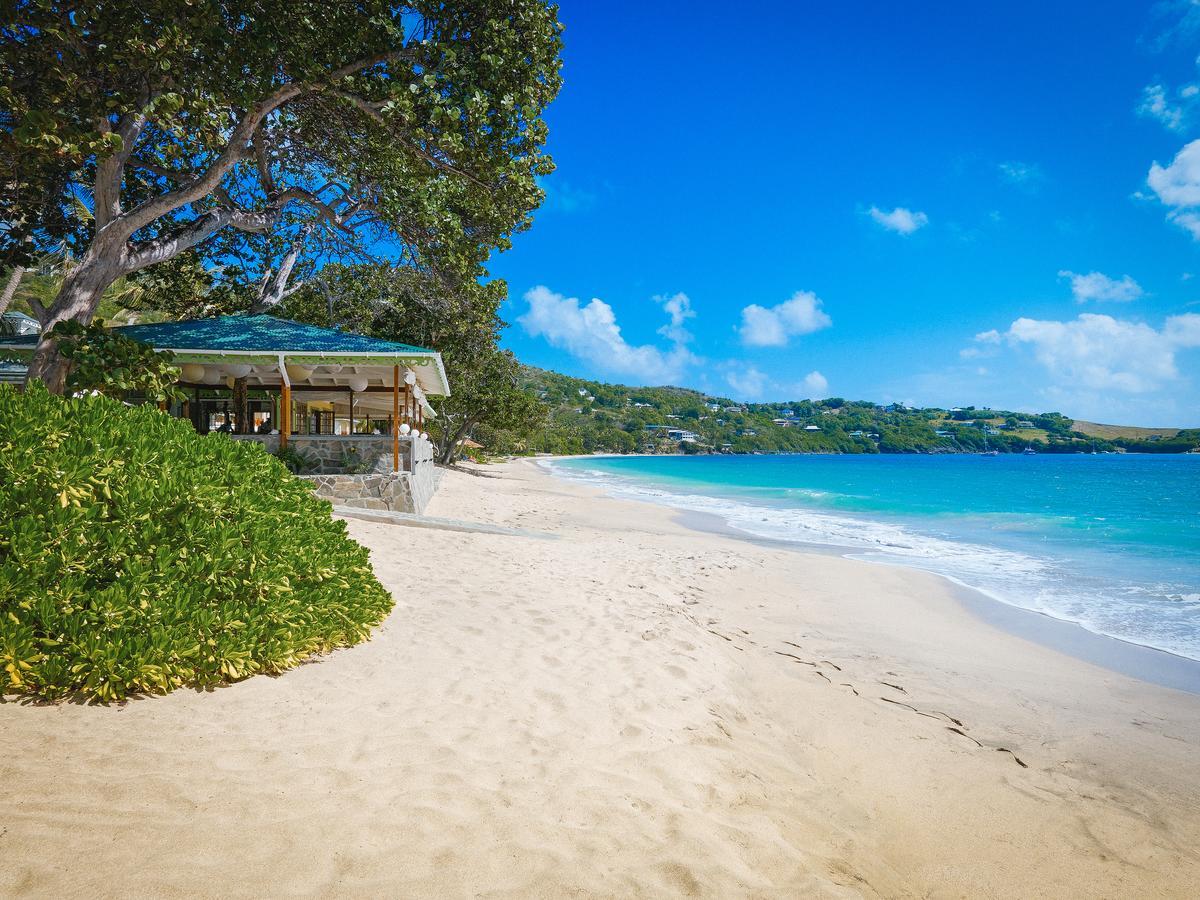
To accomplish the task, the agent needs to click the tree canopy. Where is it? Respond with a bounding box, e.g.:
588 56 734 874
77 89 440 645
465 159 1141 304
2 0 563 389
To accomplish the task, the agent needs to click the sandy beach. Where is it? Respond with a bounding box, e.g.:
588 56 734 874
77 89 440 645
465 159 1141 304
3 459 1199 898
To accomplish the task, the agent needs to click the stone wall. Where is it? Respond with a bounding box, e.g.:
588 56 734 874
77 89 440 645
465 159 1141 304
231 433 439 513
302 457 438 514
232 433 403 475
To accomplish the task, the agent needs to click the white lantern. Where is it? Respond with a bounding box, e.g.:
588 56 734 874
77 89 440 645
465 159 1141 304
347 375 369 393
201 367 223 385
180 363 205 382
285 364 313 383
325 364 343 374
224 363 252 378
399 423 411 435
404 370 417 386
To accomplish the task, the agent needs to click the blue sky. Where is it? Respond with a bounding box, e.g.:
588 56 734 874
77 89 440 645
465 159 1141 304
489 1 1200 426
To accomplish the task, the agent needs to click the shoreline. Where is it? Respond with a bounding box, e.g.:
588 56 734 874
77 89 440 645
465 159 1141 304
3 460 1199 897
540 454 1200 687
672 506 1200 695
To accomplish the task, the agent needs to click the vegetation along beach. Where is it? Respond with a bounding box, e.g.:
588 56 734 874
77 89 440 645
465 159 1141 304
2 2 1200 898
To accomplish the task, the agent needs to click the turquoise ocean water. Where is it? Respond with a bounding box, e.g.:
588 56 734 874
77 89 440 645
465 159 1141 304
550 454 1200 661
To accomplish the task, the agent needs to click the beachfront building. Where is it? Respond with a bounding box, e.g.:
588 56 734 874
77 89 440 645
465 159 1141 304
1 312 40 386
643 424 700 444
1 314 449 512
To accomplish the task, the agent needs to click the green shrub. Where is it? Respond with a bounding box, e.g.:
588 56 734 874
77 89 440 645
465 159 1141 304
337 447 379 474
50 318 184 403
0 383 393 702
272 444 317 474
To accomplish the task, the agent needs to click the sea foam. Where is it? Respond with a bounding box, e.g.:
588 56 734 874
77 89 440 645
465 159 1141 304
545 458 1200 661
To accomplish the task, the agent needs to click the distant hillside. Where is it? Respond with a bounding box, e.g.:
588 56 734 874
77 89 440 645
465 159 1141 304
1071 421 1179 441
512 366 1200 456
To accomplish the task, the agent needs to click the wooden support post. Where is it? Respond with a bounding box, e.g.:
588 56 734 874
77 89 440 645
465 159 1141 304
392 364 400 473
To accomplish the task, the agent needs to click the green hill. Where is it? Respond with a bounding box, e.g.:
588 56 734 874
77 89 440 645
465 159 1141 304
513 367 1200 456
1071 421 1179 441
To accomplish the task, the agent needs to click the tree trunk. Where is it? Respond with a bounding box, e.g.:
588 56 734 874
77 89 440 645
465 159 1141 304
437 417 475 464
233 377 249 433
0 265 25 317
24 254 123 393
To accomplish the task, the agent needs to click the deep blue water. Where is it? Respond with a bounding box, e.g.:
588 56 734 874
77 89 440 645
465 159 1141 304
550 454 1200 660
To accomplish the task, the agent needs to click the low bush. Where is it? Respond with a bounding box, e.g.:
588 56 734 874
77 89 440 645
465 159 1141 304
273 444 317 474
0 383 394 702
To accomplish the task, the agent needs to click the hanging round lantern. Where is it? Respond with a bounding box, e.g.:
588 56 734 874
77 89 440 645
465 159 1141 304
285 363 313 383
325 364 343 374
224 363 252 378
201 366 223 385
180 363 205 383
347 375 369 393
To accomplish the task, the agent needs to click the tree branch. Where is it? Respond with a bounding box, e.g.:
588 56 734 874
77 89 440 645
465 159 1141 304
125 205 277 273
250 223 313 313
276 187 374 235
94 103 150 230
119 49 410 240
324 88 491 190
252 129 276 195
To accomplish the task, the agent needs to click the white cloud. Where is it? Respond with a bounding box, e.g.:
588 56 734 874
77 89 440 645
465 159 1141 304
726 365 769 399
996 312 1200 393
867 205 929 235
1149 139 1200 205
998 161 1043 186
1168 210 1200 239
1057 270 1144 303
738 290 832 347
801 370 828 398
654 292 694 344
1145 140 1200 238
959 329 1001 359
1138 84 1185 131
518 285 697 383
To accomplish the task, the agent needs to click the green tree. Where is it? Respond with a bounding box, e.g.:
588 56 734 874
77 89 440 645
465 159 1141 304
3 1 563 391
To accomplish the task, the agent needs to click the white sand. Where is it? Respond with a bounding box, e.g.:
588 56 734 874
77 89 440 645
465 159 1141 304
2 460 1199 898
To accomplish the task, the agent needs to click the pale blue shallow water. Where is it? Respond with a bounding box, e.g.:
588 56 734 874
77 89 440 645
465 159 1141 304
550 454 1200 661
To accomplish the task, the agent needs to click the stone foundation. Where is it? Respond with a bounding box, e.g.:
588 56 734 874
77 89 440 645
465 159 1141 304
231 432 438 513
231 433 404 475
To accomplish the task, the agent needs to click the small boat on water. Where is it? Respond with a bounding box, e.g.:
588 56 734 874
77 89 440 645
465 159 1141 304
1023 444 1037 455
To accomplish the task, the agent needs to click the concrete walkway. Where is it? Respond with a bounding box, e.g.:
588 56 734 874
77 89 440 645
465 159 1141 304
332 505 557 539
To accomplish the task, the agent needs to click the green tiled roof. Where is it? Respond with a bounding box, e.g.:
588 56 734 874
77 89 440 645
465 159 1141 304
114 315 433 354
